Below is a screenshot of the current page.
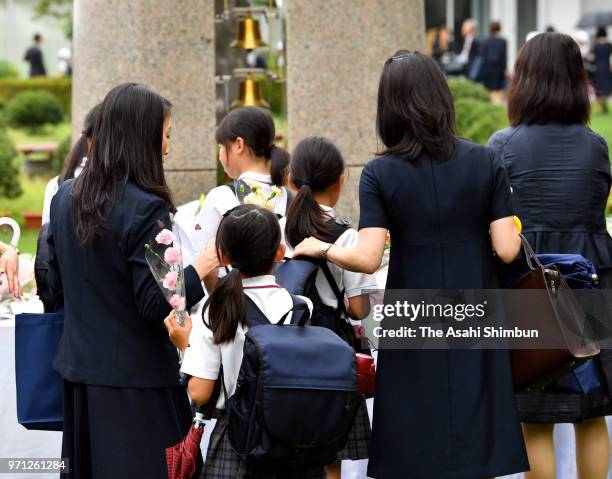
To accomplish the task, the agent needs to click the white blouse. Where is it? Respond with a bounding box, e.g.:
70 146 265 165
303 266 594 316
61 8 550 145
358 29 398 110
42 157 87 225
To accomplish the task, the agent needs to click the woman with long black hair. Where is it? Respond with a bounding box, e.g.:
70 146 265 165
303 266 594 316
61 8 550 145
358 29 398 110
293 52 528 478
48 83 218 478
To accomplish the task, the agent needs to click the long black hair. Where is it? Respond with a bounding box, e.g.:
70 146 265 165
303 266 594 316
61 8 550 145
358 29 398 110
285 136 345 248
208 204 281 344
72 83 175 245
508 33 590 126
215 106 289 187
376 50 456 161
58 103 101 184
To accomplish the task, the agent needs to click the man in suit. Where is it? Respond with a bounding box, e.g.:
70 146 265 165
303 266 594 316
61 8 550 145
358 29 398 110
456 19 480 77
24 33 47 77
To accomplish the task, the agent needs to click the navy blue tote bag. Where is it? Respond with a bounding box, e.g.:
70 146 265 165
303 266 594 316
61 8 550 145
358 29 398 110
14 310 64 430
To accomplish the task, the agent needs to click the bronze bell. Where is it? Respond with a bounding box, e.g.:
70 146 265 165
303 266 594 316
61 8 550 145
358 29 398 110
231 75 269 109
231 16 267 49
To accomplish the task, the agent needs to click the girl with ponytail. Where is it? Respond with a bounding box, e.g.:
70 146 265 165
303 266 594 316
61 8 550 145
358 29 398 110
175 106 291 293
167 204 324 478
282 137 377 479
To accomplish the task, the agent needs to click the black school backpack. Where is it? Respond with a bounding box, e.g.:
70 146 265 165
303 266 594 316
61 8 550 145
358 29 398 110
212 293 358 471
275 219 356 346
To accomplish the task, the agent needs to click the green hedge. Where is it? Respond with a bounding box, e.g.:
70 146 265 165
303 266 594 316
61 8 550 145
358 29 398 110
448 77 490 103
0 129 22 199
0 61 18 79
0 77 71 113
454 98 508 145
54 135 72 175
6 90 64 132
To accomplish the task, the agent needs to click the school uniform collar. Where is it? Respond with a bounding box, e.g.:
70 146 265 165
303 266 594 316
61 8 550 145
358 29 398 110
242 275 279 287
318 204 336 219
238 171 273 185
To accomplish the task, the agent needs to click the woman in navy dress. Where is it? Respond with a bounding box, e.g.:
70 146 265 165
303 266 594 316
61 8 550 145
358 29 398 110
489 32 612 479
293 52 528 478
479 20 507 103
589 27 612 114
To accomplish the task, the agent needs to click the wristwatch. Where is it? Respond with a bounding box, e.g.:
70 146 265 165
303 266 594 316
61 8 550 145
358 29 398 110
320 242 333 259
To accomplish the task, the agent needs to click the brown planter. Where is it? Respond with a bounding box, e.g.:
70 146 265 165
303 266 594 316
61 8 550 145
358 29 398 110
23 211 43 230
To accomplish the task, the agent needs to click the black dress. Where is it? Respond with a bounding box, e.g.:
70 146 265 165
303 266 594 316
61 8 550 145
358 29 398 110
479 36 507 91
489 123 612 423
359 139 528 478
591 42 612 97
48 179 206 478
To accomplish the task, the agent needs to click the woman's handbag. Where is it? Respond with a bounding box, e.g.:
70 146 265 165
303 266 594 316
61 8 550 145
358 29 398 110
508 235 600 392
14 310 64 430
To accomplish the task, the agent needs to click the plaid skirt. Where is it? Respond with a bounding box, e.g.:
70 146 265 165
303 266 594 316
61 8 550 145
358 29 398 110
337 396 371 461
200 414 326 479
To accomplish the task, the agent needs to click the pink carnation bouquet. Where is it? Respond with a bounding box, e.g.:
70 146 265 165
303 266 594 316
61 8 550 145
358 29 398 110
144 215 187 326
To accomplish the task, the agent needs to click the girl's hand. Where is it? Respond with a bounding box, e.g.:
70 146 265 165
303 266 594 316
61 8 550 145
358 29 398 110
292 237 326 259
0 248 21 299
194 239 221 280
164 311 192 352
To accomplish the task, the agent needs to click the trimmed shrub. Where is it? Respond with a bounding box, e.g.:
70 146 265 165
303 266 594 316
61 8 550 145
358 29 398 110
454 98 508 145
448 77 490 102
0 77 71 113
0 61 19 79
54 135 72 175
6 90 64 132
0 129 22 198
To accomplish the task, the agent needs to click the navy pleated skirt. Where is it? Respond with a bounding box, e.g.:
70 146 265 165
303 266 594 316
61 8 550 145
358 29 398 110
61 380 198 478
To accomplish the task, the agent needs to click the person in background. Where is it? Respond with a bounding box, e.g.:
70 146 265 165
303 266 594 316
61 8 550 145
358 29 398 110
431 24 450 69
292 50 527 479
42 104 100 225
57 47 72 77
174 106 290 293
489 32 612 479
281 136 376 479
589 27 612 114
0 241 20 298
479 20 507 103
455 19 480 76
24 33 46 77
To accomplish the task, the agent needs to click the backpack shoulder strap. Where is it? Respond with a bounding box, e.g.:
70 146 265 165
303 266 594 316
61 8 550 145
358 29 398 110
318 219 351 318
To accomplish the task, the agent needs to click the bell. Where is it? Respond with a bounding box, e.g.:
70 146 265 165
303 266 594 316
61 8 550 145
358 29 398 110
231 76 269 109
231 16 267 49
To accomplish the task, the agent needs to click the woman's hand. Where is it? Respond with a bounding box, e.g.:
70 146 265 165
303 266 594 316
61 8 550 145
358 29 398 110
193 239 221 280
163 311 192 352
292 237 325 259
0 247 21 299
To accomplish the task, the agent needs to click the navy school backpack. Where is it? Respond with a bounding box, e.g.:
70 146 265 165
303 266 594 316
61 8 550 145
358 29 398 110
274 219 358 347
216 293 359 471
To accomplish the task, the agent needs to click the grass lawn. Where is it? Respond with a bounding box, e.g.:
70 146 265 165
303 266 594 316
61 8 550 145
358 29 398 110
0 122 70 255
591 111 612 147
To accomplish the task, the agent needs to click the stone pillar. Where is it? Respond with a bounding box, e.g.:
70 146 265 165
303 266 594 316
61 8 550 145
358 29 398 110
72 0 217 204
285 0 425 222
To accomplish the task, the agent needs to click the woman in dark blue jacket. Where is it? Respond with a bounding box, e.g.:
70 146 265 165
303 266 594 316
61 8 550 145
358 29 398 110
48 83 218 478
489 32 612 479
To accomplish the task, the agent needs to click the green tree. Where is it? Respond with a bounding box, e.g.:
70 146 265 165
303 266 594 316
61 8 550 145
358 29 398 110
34 0 73 40
0 130 22 199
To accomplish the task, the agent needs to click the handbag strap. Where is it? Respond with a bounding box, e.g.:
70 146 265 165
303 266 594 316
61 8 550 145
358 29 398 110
519 234 543 271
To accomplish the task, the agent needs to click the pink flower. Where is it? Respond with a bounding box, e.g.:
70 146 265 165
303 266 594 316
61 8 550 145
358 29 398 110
155 229 175 245
163 270 178 291
169 294 186 311
353 325 365 339
164 247 182 266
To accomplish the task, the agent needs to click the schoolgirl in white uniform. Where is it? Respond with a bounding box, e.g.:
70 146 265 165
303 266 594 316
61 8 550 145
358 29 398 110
165 204 324 478
174 106 290 292
280 137 378 479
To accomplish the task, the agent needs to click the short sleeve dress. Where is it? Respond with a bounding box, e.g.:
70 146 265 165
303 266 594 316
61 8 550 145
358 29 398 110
359 139 528 479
